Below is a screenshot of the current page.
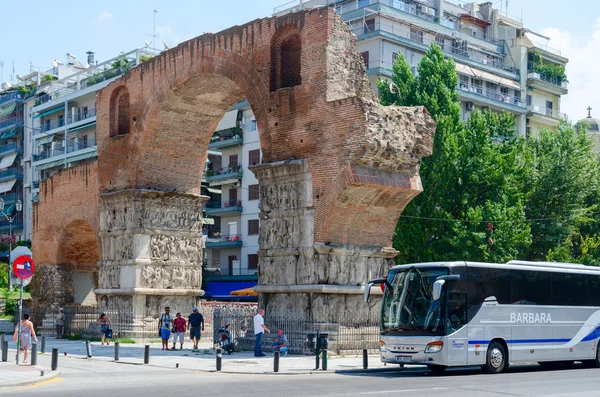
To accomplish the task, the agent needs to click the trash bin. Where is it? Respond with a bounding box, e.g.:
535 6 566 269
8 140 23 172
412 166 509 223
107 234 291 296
319 333 328 350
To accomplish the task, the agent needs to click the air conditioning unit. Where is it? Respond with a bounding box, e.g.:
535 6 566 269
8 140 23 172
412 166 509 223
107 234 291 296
427 7 435 16
466 102 474 110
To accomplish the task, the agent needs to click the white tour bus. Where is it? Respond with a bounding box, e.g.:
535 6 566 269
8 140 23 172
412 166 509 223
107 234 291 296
364 261 600 374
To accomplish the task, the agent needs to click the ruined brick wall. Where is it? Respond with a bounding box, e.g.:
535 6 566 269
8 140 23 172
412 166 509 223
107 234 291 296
31 162 100 305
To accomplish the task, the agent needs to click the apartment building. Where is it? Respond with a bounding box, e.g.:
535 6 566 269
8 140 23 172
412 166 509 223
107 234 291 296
202 100 260 301
274 0 569 137
22 49 153 240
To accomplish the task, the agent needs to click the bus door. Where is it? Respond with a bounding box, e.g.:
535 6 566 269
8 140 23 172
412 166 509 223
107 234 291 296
446 291 468 365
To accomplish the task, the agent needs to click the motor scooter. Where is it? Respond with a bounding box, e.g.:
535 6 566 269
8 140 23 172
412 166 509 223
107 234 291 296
217 324 234 354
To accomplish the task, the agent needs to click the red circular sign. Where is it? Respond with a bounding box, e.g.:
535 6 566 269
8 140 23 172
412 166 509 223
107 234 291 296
12 255 35 279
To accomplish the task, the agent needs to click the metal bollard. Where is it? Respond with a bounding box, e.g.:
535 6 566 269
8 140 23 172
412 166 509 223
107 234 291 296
273 351 280 373
322 349 328 371
114 342 120 361
0 334 4 351
85 340 92 358
31 343 38 366
41 336 46 354
1 341 7 362
216 348 222 371
144 345 150 364
51 348 58 371
362 349 368 369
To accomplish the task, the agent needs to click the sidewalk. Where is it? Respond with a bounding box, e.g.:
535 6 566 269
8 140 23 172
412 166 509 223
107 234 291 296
1 337 401 379
0 361 60 388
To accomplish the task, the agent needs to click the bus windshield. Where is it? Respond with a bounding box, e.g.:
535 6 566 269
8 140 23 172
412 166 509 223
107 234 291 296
381 267 449 335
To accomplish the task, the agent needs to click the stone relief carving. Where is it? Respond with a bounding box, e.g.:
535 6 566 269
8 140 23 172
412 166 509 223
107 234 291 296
150 235 202 263
99 266 121 289
140 265 201 289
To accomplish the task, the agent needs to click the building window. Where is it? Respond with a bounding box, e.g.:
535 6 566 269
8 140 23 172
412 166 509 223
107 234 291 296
410 28 424 43
248 254 259 270
248 184 260 201
251 120 257 131
229 154 238 168
435 36 445 50
365 18 375 33
248 219 259 236
392 52 398 63
248 149 260 166
526 95 532 106
459 74 469 89
360 51 370 68
82 135 88 149
229 188 238 203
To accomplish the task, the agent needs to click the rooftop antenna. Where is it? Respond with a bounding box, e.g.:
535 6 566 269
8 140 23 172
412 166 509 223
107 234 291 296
153 9 158 54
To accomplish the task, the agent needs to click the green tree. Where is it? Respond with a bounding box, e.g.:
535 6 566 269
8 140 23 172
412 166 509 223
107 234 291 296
524 121 599 260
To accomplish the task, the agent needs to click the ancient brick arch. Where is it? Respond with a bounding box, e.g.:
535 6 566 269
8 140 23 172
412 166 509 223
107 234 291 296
34 9 435 319
57 219 100 270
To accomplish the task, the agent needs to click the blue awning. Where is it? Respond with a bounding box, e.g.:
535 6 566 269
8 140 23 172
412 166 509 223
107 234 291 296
203 280 258 300
68 121 96 133
33 106 65 119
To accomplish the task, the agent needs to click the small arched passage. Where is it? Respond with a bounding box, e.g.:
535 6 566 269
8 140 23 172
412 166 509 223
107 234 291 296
57 220 100 305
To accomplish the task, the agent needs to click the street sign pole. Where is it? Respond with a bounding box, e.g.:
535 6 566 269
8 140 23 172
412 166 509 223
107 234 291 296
15 277 23 365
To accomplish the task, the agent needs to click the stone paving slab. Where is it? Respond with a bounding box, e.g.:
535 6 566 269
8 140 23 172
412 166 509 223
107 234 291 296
0 361 60 388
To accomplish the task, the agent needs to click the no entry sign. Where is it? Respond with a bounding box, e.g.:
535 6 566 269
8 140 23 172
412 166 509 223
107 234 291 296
12 255 35 279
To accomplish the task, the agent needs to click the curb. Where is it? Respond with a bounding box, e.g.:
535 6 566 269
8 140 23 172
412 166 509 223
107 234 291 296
0 368 61 389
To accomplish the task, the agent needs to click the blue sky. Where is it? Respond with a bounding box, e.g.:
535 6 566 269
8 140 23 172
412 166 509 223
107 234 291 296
0 0 598 120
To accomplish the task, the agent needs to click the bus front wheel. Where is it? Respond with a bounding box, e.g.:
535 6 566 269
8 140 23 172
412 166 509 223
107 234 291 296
482 341 507 374
582 341 600 368
427 364 447 374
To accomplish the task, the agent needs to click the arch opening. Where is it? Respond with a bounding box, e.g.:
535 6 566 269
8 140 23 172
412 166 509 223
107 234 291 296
110 87 131 137
280 35 302 89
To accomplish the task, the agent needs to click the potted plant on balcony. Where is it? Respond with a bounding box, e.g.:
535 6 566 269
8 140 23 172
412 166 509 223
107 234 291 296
206 169 214 177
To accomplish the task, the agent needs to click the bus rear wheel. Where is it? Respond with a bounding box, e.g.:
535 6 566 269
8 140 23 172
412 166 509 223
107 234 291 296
427 364 447 374
582 341 600 368
482 341 507 374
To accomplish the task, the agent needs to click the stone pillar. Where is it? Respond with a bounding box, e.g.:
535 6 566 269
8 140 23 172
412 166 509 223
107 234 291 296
95 190 207 320
252 160 396 321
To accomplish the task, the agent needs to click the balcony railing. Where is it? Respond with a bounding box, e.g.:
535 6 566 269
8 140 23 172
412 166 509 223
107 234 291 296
33 149 65 161
68 108 97 124
39 118 66 134
35 86 77 107
352 22 514 75
528 106 566 120
208 128 243 149
67 137 97 153
206 165 244 181
216 268 258 277
206 234 243 248
33 181 40 189
526 65 568 90
0 142 24 157
0 91 24 106
0 168 22 180
0 117 21 131
458 83 525 108
206 200 243 209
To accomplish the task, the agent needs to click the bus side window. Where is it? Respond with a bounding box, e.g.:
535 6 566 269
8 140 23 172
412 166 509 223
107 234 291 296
448 292 467 331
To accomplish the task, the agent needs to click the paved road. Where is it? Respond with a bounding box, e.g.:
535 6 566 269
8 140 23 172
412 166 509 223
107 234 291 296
3 359 600 397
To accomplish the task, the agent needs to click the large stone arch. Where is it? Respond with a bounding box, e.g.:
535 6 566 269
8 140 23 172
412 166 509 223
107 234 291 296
33 9 435 322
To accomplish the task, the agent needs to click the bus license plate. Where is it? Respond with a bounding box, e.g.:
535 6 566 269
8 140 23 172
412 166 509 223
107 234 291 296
395 356 411 363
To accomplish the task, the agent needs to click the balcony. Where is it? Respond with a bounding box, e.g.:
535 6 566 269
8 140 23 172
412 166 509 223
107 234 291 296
33 149 65 162
458 83 526 114
0 117 21 132
33 181 40 189
67 137 97 153
38 118 66 135
0 91 24 106
206 234 243 249
68 108 97 124
0 168 22 183
527 106 565 127
208 128 243 150
206 166 243 186
0 193 20 204
526 70 568 96
0 142 23 158
205 200 243 216
352 22 516 79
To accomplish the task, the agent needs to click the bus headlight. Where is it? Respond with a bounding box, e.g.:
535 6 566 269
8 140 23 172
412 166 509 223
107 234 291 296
379 340 386 352
425 341 443 353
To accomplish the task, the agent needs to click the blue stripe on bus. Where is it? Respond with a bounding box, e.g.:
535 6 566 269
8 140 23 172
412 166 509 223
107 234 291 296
468 339 570 345
582 326 600 342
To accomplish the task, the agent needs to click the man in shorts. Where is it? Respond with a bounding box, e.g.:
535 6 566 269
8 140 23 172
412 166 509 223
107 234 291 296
158 307 172 351
188 307 204 351
171 312 187 350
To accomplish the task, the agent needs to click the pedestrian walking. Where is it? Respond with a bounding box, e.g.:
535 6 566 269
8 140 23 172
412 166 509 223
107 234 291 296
187 307 204 352
171 312 186 350
55 308 65 339
98 313 112 345
14 313 38 364
158 307 173 351
253 309 270 357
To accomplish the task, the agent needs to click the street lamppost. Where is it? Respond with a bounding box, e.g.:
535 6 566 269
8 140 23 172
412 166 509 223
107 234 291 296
0 198 22 290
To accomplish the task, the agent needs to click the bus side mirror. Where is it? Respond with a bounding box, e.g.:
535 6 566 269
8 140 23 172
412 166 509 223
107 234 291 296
433 280 446 301
364 279 386 302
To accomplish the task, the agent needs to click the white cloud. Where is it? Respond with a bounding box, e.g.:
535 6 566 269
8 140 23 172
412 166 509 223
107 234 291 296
540 18 600 122
97 11 114 21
